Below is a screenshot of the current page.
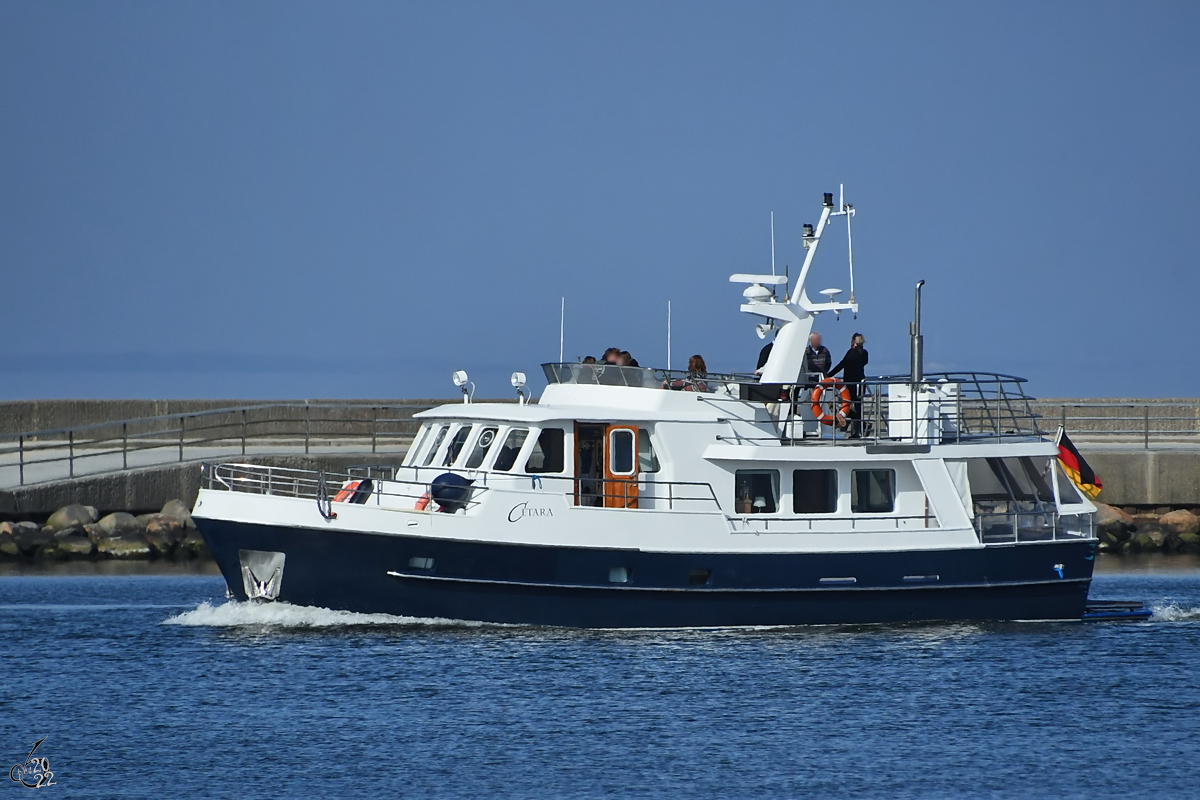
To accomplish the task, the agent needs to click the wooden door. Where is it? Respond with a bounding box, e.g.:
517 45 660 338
603 425 639 508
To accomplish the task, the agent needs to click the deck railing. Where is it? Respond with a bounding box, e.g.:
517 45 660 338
203 462 487 513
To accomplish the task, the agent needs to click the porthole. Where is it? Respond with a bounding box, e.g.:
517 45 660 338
609 566 630 583
408 557 434 570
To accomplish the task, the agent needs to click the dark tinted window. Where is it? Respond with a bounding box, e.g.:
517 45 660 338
493 428 528 472
735 470 778 514
525 428 565 474
442 425 473 466
851 469 895 513
793 469 838 514
610 429 635 475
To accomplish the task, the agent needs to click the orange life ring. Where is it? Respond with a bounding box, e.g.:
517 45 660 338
414 492 432 511
811 378 852 426
333 480 362 503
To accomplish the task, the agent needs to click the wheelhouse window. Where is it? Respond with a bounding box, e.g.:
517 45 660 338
793 469 838 514
465 427 498 469
492 428 528 472
442 425 473 467
851 469 895 513
735 470 779 514
422 425 450 467
638 431 660 473
406 424 432 466
609 429 635 475
525 428 565 474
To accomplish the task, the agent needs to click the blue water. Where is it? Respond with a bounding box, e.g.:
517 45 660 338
2 564 1199 799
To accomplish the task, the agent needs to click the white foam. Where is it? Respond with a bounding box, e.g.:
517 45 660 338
163 600 491 628
1150 603 1200 622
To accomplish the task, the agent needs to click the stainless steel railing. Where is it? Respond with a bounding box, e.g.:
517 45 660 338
0 402 436 487
203 462 487 512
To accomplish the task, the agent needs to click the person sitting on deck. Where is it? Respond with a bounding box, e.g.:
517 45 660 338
664 354 708 391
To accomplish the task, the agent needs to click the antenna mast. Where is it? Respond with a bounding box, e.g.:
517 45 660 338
667 300 672 371
559 297 565 363
770 212 776 277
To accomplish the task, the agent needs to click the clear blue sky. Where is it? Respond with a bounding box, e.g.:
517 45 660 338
2 1 1197 400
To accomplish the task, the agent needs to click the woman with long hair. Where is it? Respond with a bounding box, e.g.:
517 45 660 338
827 333 869 438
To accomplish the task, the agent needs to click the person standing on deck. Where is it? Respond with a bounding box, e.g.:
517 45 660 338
828 333 869 438
802 332 832 382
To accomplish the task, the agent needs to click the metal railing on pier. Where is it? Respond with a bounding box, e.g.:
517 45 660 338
0 402 436 488
1034 400 1200 448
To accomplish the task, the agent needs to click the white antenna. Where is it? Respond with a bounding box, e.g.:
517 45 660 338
770 211 776 277
559 297 565 362
843 183 856 306
667 300 672 371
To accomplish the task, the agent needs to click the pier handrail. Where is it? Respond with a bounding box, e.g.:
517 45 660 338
0 401 440 487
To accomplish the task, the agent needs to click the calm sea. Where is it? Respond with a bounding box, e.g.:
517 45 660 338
1 558 1199 799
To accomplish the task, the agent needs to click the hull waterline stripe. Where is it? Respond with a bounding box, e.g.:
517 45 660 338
385 570 1089 594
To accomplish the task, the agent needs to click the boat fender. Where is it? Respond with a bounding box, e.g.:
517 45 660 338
811 378 852 426
414 492 432 511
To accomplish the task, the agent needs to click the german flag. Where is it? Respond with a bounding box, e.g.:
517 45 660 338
1056 427 1102 499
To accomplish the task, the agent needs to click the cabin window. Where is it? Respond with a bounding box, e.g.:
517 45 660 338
851 469 896 513
525 428 565 474
493 428 529 472
638 431 660 473
465 427 498 469
793 469 838 514
735 470 778 514
609 429 636 476
422 425 450 467
406 424 432 466
443 425 473 466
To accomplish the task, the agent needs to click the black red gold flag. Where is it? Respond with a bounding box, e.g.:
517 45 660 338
1055 427 1102 499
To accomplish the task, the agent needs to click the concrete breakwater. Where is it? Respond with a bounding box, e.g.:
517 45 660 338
0 500 207 561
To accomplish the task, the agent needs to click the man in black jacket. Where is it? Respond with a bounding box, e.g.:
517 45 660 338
802 332 832 381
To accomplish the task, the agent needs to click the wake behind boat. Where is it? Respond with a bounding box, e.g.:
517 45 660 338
194 189 1114 627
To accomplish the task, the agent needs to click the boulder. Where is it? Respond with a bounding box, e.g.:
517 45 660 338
141 515 184 558
83 523 105 544
160 499 196 530
55 534 95 558
174 532 209 560
0 532 18 558
13 526 54 556
1177 533 1200 553
33 542 67 561
1094 503 1135 543
1128 530 1166 552
96 535 151 559
45 504 98 531
97 512 146 536
1159 510 1200 537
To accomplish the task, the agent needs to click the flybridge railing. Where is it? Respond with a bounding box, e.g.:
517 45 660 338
0 402 437 488
542 363 756 392
710 372 1044 446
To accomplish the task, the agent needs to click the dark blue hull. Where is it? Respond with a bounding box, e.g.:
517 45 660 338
199 519 1096 627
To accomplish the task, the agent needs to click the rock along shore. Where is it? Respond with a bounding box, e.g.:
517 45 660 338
1094 503 1200 553
0 500 209 562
